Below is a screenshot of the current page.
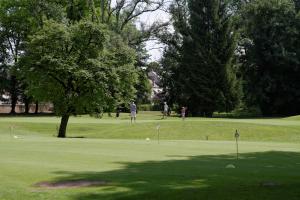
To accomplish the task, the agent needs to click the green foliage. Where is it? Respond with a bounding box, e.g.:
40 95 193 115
186 0 241 116
1 0 155 116
0 0 66 112
0 0 35 112
0 0 157 136
160 43 181 106
21 20 137 118
294 0 300 11
135 69 152 104
162 0 300 117
213 105 263 118
138 104 152 111
161 0 241 116
26 0 66 27
240 0 300 116
99 30 138 110
147 62 161 73
0 63 9 99
138 104 162 111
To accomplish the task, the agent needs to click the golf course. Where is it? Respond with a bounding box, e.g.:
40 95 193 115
0 111 300 200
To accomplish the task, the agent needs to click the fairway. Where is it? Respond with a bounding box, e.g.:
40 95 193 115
0 112 300 200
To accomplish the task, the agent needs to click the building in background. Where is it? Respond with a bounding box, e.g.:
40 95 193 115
148 70 163 103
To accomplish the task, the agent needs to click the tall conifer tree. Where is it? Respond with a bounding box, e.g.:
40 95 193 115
178 0 240 116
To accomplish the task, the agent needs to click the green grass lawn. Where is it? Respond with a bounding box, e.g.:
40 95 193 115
0 112 300 200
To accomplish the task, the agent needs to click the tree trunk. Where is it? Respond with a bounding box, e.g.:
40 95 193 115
10 76 18 114
57 114 70 138
101 0 105 22
35 101 39 114
24 99 30 114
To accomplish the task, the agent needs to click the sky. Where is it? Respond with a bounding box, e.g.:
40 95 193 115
137 10 170 62
110 0 171 62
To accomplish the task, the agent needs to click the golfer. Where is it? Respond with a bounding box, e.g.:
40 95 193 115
130 101 137 124
163 102 169 119
181 106 187 120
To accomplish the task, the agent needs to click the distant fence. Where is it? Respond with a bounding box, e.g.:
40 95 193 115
0 103 53 113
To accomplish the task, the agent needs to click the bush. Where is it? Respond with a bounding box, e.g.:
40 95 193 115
213 106 262 118
138 104 161 111
138 104 152 111
233 106 262 118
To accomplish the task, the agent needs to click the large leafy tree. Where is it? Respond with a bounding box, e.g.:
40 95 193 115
63 0 163 105
1 0 161 115
0 0 33 113
241 0 300 116
161 0 241 116
0 32 9 101
21 20 137 137
160 0 190 106
0 0 65 113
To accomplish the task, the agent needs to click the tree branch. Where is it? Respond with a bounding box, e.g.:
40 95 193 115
120 0 165 31
48 73 67 89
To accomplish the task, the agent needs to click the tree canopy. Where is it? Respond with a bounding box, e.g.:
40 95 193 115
21 19 138 137
160 0 241 116
240 0 300 116
159 0 299 117
0 0 164 137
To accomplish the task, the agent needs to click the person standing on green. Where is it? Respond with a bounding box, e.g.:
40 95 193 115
163 102 169 119
130 102 137 124
181 107 187 120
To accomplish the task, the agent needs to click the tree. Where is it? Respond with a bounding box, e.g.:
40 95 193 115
0 0 65 114
62 0 163 106
21 20 137 137
135 68 152 104
62 0 168 45
294 0 300 11
160 0 241 116
240 0 300 116
0 0 33 113
159 0 189 106
160 49 179 105
105 0 165 32
0 33 9 101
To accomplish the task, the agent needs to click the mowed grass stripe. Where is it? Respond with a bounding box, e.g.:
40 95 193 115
0 114 300 142
0 138 300 200
0 113 300 200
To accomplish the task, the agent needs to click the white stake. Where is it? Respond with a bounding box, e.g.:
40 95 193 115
156 124 160 144
235 130 240 160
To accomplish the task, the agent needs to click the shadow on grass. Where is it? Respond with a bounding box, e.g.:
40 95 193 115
0 113 55 117
52 151 300 200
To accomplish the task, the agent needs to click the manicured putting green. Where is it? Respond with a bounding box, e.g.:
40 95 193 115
1 112 300 142
0 112 299 200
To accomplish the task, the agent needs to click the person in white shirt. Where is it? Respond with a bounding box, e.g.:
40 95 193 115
130 102 137 123
163 102 169 119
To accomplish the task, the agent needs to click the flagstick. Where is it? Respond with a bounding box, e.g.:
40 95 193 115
235 130 240 160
